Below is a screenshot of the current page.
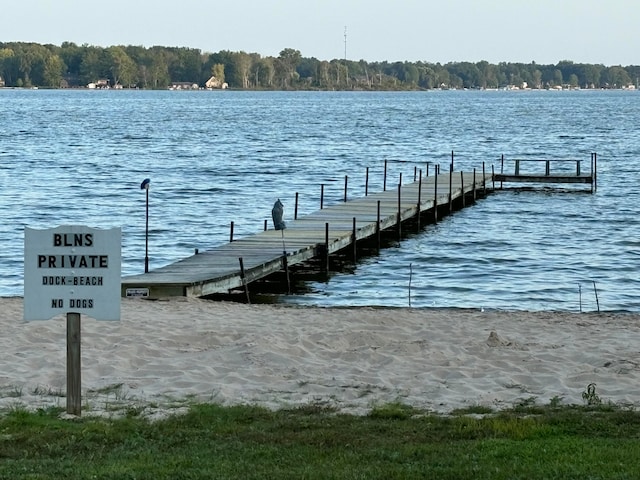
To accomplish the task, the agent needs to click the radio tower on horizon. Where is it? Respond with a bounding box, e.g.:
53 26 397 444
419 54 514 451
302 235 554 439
344 26 347 61
344 26 349 84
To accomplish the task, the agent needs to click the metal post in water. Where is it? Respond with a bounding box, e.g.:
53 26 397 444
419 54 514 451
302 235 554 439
344 175 348 202
294 192 299 219
320 184 324 209
365 167 369 196
229 221 234 242
383 159 388 191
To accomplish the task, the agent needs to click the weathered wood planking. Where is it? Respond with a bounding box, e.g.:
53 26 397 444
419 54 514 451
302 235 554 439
121 171 492 298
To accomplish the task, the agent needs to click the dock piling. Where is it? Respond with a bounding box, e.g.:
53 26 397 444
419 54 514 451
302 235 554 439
238 257 250 303
352 217 357 261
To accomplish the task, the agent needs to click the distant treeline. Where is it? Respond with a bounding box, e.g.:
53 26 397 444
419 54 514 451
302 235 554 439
0 41 638 90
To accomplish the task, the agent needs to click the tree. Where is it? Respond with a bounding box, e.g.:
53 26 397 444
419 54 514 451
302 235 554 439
107 46 137 86
0 48 16 85
79 46 108 85
602 66 631 88
42 54 65 87
211 63 225 84
553 69 563 87
276 48 301 88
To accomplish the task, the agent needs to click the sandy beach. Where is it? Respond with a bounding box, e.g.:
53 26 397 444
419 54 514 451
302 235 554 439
1 296 639 418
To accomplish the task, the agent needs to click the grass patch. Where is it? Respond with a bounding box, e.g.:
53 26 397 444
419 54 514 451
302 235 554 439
0 402 639 479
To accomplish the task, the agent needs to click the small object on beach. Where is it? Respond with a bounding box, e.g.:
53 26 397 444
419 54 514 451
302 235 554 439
272 199 286 230
486 331 508 347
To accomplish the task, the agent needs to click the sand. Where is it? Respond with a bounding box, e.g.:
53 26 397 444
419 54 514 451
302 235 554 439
1 296 639 418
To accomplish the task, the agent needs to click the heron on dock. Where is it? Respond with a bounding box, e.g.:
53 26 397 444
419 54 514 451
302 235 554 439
272 199 286 230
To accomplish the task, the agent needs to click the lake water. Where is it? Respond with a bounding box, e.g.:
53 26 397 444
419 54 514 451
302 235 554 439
1 88 638 312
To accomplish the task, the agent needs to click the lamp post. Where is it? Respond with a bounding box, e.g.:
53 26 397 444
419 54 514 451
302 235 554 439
140 178 150 273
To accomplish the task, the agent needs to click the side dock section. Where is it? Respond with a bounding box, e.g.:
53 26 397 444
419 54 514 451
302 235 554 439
121 169 494 298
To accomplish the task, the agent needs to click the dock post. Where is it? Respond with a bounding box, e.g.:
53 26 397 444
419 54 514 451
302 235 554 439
482 162 486 192
451 150 454 172
324 222 330 272
352 217 357 261
460 171 465 208
426 162 430 177
238 257 250 303
500 154 504 189
264 219 267 231
320 184 324 209
294 192 299 220
433 173 438 223
282 254 291 295
383 159 388 191
515 159 520 176
576 160 581 176
376 200 381 253
545 160 550 176
230 221 234 242
397 183 402 241
448 169 453 212
344 175 348 202
473 168 476 201
414 166 417 182
591 152 597 193
365 167 369 196
491 164 495 191
417 169 422 231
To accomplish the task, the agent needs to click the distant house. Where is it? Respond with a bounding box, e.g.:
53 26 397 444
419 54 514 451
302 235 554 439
205 76 228 89
87 79 110 89
169 81 199 90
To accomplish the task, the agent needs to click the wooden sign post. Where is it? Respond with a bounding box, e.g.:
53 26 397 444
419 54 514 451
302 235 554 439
24 225 121 416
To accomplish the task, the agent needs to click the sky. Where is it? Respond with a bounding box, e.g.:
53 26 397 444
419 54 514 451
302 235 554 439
4 0 637 66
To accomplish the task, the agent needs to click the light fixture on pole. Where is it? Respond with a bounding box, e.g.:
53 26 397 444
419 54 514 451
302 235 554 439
140 178 150 273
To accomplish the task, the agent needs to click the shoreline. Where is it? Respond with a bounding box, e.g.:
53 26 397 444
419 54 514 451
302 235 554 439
2 297 639 418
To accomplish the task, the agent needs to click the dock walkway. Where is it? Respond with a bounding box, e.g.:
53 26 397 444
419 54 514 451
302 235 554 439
121 170 493 298
493 154 597 192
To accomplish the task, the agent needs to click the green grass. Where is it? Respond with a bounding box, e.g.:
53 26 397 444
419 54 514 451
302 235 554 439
1 403 639 479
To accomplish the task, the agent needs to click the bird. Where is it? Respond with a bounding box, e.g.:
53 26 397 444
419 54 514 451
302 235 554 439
272 199 286 230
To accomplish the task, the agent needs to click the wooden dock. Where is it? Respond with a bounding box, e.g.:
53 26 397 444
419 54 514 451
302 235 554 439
493 153 597 192
121 168 494 298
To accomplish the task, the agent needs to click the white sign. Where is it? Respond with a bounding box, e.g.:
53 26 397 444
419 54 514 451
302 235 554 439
125 288 149 297
24 225 121 321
